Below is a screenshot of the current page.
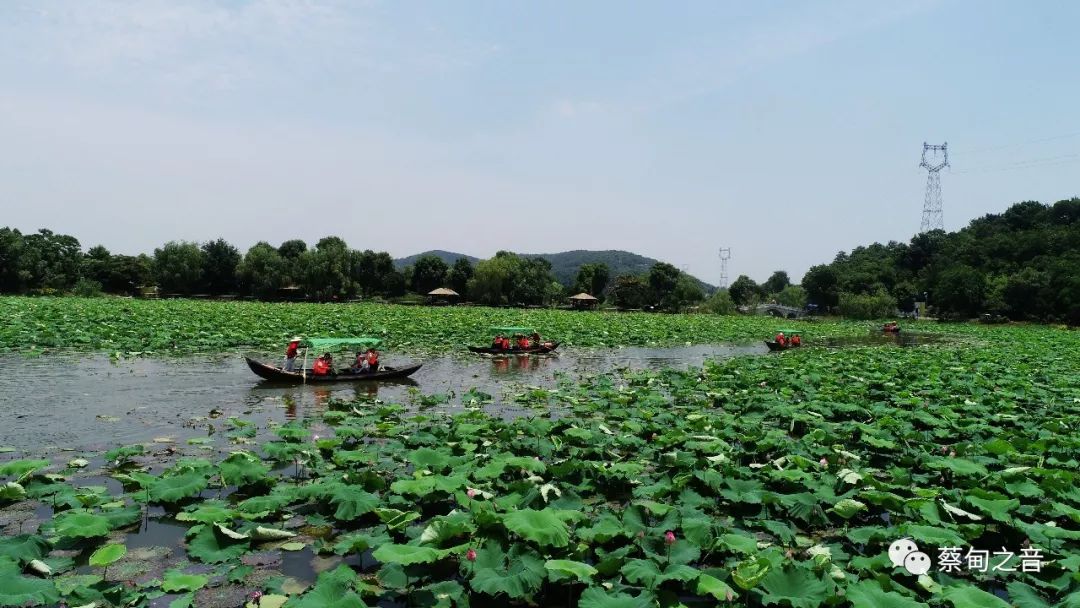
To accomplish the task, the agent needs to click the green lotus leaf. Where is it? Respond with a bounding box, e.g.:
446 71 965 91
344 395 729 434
375 508 420 530
185 524 249 563
0 482 26 502
52 510 111 539
0 559 60 607
732 556 771 590
175 500 235 524
285 564 365 608
0 459 50 481
577 587 652 608
941 585 1011 608
149 471 208 503
326 483 380 521
1005 582 1051 608
88 543 126 567
161 569 208 593
544 559 597 583
501 509 570 547
845 580 928 608
468 544 545 599
373 544 444 566
696 573 738 602
218 451 270 487
759 567 828 608
0 535 50 564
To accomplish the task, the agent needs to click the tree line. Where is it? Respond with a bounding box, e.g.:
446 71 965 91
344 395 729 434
799 198 1080 322
0 229 709 310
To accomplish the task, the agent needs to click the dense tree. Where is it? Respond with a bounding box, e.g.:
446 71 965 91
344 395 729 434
0 227 23 292
574 263 610 298
82 245 112 286
704 289 736 315
200 238 241 295
647 263 680 310
776 284 807 308
353 250 397 297
728 275 762 307
837 289 896 320
104 255 153 294
932 265 987 318
410 255 449 295
19 229 82 291
763 270 791 295
278 239 307 261
671 274 705 309
447 258 474 298
802 265 840 309
237 242 285 299
468 252 559 306
154 241 204 295
608 274 651 309
300 237 358 301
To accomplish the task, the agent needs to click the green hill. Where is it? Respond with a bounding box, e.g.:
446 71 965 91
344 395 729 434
395 249 714 292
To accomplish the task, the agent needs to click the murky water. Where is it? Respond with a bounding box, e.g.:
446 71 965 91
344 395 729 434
0 344 765 452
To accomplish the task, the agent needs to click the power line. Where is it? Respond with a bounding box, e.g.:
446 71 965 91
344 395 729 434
953 130 1080 156
952 152 1080 174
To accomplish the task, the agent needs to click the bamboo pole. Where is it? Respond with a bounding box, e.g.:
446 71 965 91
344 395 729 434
302 348 308 383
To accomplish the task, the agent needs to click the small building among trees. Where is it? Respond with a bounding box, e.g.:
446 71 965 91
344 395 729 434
427 287 460 305
569 292 599 310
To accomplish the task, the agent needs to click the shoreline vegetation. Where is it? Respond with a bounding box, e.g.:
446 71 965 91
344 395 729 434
0 296 1030 356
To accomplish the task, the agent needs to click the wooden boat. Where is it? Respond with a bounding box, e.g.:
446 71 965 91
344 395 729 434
882 325 901 333
245 357 422 383
765 340 795 351
468 342 560 355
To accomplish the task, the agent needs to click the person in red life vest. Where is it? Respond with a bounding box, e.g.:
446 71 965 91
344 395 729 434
499 335 510 350
516 334 530 349
491 334 505 350
365 348 380 373
775 332 786 347
311 353 333 376
791 334 801 347
283 337 302 371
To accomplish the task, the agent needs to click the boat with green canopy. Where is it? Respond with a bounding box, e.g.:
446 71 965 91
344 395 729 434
765 329 803 352
245 336 421 383
468 326 559 355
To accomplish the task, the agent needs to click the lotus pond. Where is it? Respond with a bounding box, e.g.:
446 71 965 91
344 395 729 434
1 305 1079 607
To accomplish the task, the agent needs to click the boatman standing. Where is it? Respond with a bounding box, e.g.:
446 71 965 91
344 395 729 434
283 337 302 371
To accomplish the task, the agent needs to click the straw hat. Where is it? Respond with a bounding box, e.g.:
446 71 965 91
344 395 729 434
290 336 303 342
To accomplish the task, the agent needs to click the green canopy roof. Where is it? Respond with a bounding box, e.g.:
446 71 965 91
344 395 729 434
299 337 382 350
776 329 803 335
490 326 534 335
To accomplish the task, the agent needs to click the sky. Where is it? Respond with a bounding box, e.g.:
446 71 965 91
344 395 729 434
1 1 1078 285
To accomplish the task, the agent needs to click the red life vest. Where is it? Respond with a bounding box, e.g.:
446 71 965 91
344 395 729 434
517 338 530 349
776 334 786 346
286 342 299 358
367 351 379 367
791 335 801 346
312 358 330 375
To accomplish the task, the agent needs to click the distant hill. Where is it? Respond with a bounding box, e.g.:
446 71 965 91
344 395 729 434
394 249 715 292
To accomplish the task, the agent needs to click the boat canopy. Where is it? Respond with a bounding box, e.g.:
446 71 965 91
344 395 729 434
490 326 534 335
776 329 803 335
299 337 383 350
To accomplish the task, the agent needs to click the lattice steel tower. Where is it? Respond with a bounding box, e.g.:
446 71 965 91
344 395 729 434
718 248 731 289
919 142 949 232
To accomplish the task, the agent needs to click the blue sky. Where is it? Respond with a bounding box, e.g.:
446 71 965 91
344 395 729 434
1 1 1078 284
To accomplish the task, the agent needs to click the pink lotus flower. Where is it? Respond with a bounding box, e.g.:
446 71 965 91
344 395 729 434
941 445 949 454
664 531 676 545
466 548 477 561
250 591 263 599
819 457 828 467
466 488 478 498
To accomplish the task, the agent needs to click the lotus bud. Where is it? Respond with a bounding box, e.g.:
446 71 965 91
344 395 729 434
466 548 477 561
636 530 645 539
819 457 828 467
664 531 676 545
948 450 956 457
466 488 478 498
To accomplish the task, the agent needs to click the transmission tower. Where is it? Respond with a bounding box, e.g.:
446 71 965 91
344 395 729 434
919 142 949 232
718 248 731 289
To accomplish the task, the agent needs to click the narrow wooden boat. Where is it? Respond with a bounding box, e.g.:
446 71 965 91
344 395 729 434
765 340 798 351
468 342 560 355
245 357 422 383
